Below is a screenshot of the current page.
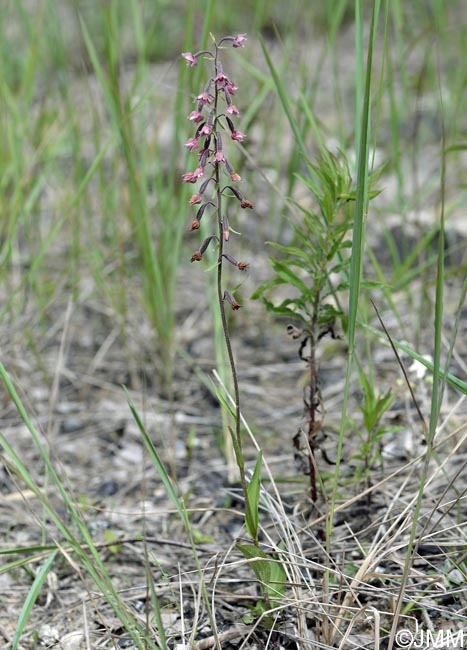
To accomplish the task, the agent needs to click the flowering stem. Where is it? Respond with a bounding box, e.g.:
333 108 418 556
183 36 256 545
213 45 257 546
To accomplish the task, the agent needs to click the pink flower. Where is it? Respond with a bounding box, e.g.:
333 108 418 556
231 130 246 142
196 92 212 105
214 73 228 87
182 167 204 183
189 193 202 205
182 52 198 66
184 137 200 151
214 151 226 163
199 123 212 137
226 104 239 116
226 82 238 95
182 172 198 183
188 110 204 123
232 34 247 48
230 172 241 182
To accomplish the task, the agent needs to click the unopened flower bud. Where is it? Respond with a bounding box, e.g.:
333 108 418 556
222 215 230 241
240 199 253 209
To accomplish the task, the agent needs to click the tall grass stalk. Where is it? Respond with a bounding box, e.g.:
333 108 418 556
80 4 188 394
329 0 381 515
325 0 381 640
388 64 447 650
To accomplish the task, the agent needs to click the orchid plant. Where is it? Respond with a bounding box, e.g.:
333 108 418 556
181 34 260 545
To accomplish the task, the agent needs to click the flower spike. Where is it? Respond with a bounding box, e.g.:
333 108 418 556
182 36 250 314
182 35 259 546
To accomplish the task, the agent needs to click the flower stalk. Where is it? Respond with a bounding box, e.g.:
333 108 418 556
182 36 258 545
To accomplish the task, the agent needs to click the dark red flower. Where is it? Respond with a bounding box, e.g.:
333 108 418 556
222 254 249 271
224 290 241 310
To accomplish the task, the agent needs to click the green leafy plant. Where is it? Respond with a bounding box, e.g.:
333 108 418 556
236 542 287 621
348 371 399 497
254 152 360 500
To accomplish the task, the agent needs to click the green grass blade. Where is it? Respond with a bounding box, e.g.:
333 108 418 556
388 63 448 648
125 389 189 529
260 36 308 160
331 0 381 521
12 550 58 650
